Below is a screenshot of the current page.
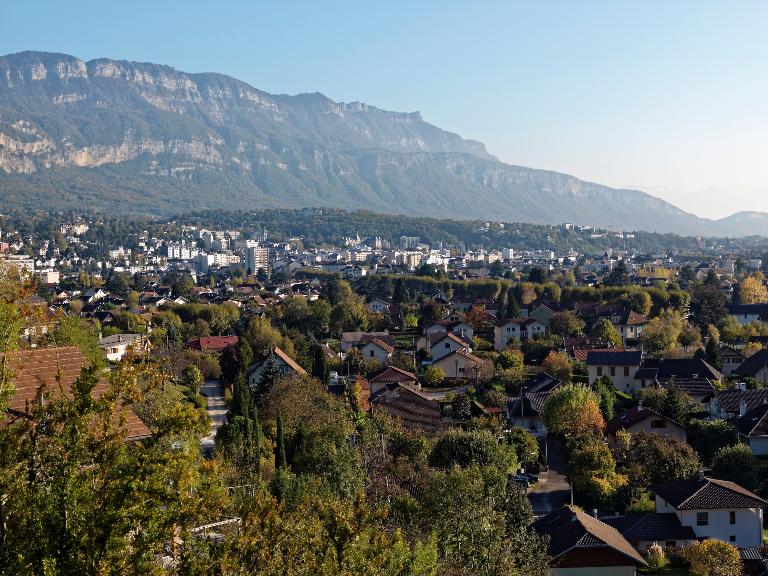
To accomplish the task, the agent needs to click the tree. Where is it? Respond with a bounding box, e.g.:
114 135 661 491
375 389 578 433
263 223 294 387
542 384 605 438
687 418 737 463
679 323 702 350
681 539 742 576
275 410 288 471
256 356 283 404
690 281 728 330
429 429 517 472
542 350 573 382
528 267 549 284
624 431 700 488
622 291 652 316
738 273 768 304
711 444 760 490
589 319 623 348
505 293 520 319
605 260 630 286
310 342 330 385
640 309 684 354
180 364 204 395
663 383 700 424
423 365 445 387
592 375 616 420
505 426 539 464
549 311 585 337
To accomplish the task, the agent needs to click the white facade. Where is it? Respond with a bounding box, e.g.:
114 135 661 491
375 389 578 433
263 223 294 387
587 364 641 392
655 496 765 548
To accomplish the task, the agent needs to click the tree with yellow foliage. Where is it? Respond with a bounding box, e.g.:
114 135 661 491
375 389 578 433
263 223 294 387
682 539 741 576
738 273 768 304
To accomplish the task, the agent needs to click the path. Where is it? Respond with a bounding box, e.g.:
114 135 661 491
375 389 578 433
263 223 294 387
201 378 227 456
527 435 571 516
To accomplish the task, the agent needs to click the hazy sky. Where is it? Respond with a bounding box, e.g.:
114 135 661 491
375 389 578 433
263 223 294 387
3 1 767 219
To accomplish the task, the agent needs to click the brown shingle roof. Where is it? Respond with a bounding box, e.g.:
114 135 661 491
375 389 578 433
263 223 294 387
369 366 418 384
2 346 150 441
368 338 395 354
188 335 239 352
651 478 768 510
606 404 684 435
370 384 444 435
531 506 646 566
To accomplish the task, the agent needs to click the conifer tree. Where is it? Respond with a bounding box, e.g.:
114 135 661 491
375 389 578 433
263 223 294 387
275 410 287 471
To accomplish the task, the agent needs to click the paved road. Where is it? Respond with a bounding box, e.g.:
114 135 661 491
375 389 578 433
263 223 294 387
201 379 227 455
528 436 571 516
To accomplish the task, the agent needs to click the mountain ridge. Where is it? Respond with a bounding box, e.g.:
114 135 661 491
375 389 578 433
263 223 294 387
1 50 766 237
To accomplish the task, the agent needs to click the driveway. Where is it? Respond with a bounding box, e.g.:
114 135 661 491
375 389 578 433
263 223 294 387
527 435 571 516
200 379 227 456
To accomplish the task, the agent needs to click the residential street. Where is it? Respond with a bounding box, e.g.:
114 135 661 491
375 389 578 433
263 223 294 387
201 379 227 456
528 436 570 516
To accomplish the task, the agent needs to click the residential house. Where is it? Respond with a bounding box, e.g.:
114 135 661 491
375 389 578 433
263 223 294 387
735 348 768 384
651 478 767 548
369 383 446 436
493 318 546 350
340 331 394 353
2 346 150 441
366 298 391 315
709 388 768 420
433 349 493 381
368 366 419 395
528 301 558 328
729 303 768 326
99 333 150 362
248 346 307 387
359 338 395 363
605 404 687 449
531 506 647 576
430 332 471 362
612 309 648 344
603 513 696 552
423 320 474 342
635 358 722 400
505 373 563 434
734 401 768 456
586 350 643 392
720 346 746 376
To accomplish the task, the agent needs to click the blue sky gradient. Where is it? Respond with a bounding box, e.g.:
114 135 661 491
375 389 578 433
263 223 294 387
2 1 767 218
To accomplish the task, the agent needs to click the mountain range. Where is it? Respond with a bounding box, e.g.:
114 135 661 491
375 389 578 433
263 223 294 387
1 50 766 237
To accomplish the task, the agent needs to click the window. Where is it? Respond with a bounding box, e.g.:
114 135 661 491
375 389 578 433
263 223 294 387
610 366 616 377
729 511 736 524
624 366 630 377
597 367 603 376
729 535 736 542
445 343 450 349
696 512 708 526
370 350 375 357
651 419 667 429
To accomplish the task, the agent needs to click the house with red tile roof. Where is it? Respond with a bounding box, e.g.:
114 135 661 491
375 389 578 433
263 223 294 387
248 346 306 387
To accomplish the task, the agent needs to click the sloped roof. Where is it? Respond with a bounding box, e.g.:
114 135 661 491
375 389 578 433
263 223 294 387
431 332 471 349
736 348 768 378
369 365 418 384
729 303 768 316
2 346 150 441
272 347 307 375
651 478 768 510
734 402 768 438
188 335 239 352
715 388 768 415
365 338 395 354
606 404 684 435
573 347 621 362
586 350 643 366
659 378 716 398
642 357 722 381
531 506 646 566
603 513 695 542
370 384 444 435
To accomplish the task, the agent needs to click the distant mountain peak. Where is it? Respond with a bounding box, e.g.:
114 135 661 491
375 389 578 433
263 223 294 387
0 50 765 236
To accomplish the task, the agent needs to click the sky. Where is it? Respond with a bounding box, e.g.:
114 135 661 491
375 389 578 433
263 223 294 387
2 0 768 219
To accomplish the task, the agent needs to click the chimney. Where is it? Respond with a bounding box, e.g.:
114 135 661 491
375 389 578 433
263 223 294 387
739 399 747 417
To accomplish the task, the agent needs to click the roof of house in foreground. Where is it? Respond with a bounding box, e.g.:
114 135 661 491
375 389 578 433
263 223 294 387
531 506 646 567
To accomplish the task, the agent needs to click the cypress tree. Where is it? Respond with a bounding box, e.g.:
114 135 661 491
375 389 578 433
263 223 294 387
506 294 520 319
275 410 287 471
256 355 282 404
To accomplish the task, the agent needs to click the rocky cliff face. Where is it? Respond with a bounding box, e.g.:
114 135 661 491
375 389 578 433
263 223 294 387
0 51 765 236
